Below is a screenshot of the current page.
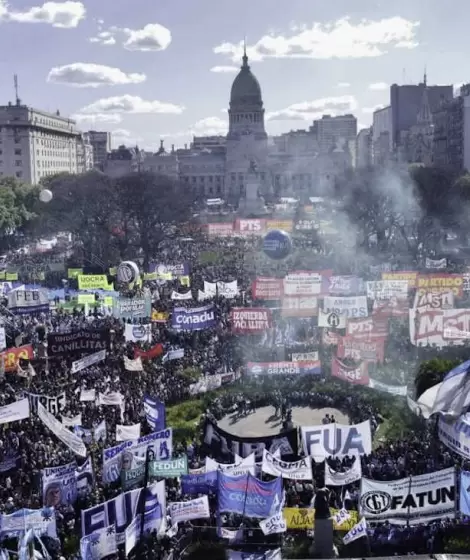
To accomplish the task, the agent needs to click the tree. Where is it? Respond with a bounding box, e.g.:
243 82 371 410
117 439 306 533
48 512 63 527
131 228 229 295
0 176 38 253
414 357 460 399
115 171 196 269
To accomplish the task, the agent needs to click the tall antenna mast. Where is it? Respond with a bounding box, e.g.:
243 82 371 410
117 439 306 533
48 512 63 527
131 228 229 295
13 74 20 105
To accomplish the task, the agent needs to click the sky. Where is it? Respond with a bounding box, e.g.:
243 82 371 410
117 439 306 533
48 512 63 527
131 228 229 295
0 0 467 151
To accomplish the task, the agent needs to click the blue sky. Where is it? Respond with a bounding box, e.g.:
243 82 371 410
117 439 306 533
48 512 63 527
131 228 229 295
0 0 466 150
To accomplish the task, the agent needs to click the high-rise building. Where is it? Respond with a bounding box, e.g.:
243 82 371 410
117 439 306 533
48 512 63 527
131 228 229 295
0 100 79 184
372 106 393 165
77 132 94 174
87 130 111 170
313 114 357 153
356 128 372 168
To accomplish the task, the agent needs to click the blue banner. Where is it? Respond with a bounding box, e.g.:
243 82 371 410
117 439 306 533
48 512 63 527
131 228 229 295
217 472 283 518
172 304 216 331
181 471 217 496
143 395 166 432
460 470 470 516
42 461 77 507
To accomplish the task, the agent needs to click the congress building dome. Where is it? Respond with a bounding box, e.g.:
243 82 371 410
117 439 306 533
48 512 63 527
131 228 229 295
230 49 263 107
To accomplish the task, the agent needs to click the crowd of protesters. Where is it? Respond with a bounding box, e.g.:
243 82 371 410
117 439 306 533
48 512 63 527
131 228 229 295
0 232 467 559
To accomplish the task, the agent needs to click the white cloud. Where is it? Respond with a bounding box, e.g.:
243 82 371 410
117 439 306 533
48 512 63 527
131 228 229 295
362 105 385 114
89 22 171 51
72 113 122 124
111 128 143 146
47 63 146 88
79 94 185 115
369 82 388 90
336 82 350 88
0 0 85 28
210 65 239 74
162 116 228 139
267 95 357 121
214 16 419 62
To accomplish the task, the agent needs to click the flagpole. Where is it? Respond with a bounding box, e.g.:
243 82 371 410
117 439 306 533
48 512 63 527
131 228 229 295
139 447 155 543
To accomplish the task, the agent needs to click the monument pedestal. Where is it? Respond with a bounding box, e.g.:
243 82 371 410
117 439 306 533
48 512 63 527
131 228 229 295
313 517 334 558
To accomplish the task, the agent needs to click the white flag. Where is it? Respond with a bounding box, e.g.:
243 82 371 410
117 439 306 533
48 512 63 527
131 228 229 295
259 512 287 535
38 403 86 457
116 423 141 442
343 517 367 545
124 356 143 371
333 508 351 527
61 413 82 428
80 524 118 559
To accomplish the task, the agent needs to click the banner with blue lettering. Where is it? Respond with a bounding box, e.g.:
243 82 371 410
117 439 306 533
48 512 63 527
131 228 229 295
181 471 218 496
0 507 57 538
301 420 372 460
102 428 172 483
42 461 77 507
460 470 470 516
81 480 166 545
80 524 118 560
172 304 216 331
143 395 166 431
217 472 283 518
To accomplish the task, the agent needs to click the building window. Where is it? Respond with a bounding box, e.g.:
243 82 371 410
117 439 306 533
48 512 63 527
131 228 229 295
14 149 21 155
15 160 22 166
15 171 22 178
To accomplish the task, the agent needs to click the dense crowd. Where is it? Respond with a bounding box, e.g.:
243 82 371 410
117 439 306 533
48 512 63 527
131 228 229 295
0 231 469 560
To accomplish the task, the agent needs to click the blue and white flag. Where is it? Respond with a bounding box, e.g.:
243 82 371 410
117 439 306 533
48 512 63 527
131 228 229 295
124 516 141 557
162 348 184 362
227 550 282 560
343 517 367 545
93 420 107 442
0 508 57 539
431 359 470 417
80 524 117 560
0 549 9 560
76 458 94 500
259 512 287 536
460 470 470 516
18 528 34 560
74 426 92 445
143 395 165 431
171 304 216 331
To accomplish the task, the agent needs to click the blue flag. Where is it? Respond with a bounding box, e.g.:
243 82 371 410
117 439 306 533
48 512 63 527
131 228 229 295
217 472 283 518
143 395 165 431
460 470 470 516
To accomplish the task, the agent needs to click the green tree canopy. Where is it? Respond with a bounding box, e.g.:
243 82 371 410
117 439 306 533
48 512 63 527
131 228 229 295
414 357 461 399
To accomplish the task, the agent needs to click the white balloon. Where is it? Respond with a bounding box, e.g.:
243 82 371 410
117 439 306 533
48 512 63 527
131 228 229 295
39 189 53 203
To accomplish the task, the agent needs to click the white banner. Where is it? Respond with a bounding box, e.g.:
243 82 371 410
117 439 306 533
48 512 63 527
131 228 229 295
217 280 238 298
116 423 141 442
71 349 107 374
261 449 311 480
38 403 87 457
291 352 319 362
438 416 470 460
317 308 347 328
7 289 49 312
409 308 470 346
80 389 96 402
123 356 143 371
284 272 323 296
360 467 455 524
124 323 152 343
413 290 454 311
425 257 447 269
259 512 287 536
324 459 362 486
169 496 210 524
171 291 192 300
0 398 30 424
62 413 82 428
228 549 282 560
205 454 255 476
301 420 372 460
0 327 5 351
368 378 407 397
203 281 217 296
323 296 368 319
366 281 408 300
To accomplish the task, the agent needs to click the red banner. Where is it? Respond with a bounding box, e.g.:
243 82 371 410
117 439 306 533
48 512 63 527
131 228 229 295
331 357 369 385
234 219 266 236
372 298 409 318
230 308 272 333
347 317 388 340
337 336 385 363
322 329 340 346
134 343 164 360
1 345 34 372
381 271 418 289
252 278 283 300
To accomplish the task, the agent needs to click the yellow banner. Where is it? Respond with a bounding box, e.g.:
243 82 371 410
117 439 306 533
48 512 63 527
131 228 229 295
266 220 293 232
152 310 169 322
6 272 18 281
68 268 83 279
77 274 110 290
77 294 95 304
283 508 357 531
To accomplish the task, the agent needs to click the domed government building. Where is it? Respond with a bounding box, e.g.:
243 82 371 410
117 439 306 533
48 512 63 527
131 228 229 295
105 49 356 203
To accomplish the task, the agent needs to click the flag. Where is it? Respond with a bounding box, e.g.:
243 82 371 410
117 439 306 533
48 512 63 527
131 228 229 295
80 524 117 560
431 359 470 417
123 356 143 372
343 518 367 545
259 512 287 535
143 395 166 431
